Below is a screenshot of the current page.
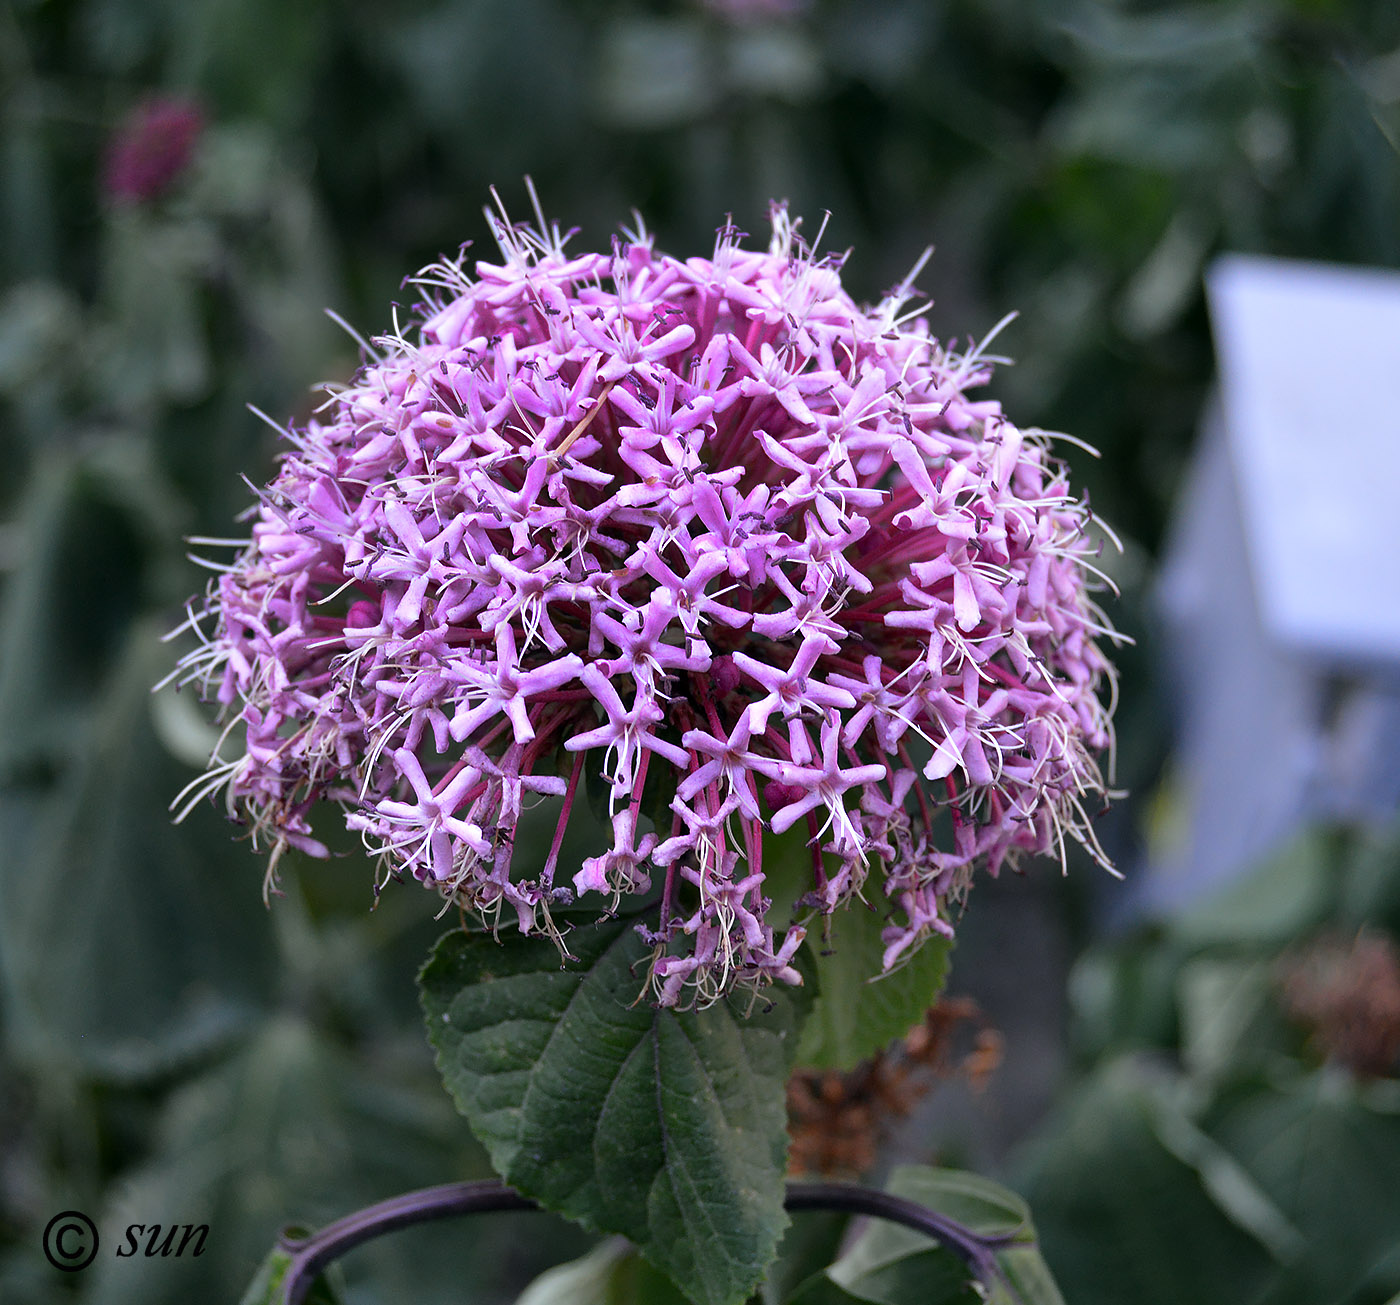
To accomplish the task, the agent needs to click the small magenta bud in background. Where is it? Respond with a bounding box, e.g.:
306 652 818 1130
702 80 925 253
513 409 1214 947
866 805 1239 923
103 95 204 206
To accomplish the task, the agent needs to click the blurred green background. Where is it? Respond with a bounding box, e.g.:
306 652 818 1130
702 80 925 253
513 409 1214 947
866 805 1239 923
2 0 1400 1301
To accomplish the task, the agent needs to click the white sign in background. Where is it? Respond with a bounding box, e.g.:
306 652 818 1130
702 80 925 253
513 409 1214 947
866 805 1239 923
1207 254 1400 667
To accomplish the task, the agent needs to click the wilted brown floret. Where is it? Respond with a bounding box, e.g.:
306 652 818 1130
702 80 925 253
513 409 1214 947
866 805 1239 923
1277 931 1400 1078
786 998 1004 1178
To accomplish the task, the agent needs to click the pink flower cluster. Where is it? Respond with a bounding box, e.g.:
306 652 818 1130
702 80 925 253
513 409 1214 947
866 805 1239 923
172 195 1118 1006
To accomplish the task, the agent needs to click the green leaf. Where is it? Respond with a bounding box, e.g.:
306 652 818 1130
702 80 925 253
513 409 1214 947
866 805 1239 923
1145 1091 1303 1266
89 1014 499 1305
759 1208 849 1305
886 1167 1034 1239
0 455 148 773
1169 828 1337 950
0 279 82 398
790 1167 1063 1305
514 1237 692 1305
1207 1070 1400 1303
1021 1060 1277 1305
0 113 57 283
1175 958 1274 1082
96 212 212 411
795 899 951 1070
791 1256 973 1305
1065 936 1182 1059
420 919 811 1305
1337 815 1400 935
238 1249 344 1305
0 622 277 1077
837 1168 1058 1305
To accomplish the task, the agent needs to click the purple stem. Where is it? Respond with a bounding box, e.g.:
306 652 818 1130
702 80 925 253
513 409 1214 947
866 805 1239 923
274 1178 1026 1305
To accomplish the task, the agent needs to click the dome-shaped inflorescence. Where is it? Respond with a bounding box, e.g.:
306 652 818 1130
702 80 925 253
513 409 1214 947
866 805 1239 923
170 194 1120 1007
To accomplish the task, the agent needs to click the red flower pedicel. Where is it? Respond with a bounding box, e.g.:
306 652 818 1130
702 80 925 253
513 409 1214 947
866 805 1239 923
170 192 1121 1007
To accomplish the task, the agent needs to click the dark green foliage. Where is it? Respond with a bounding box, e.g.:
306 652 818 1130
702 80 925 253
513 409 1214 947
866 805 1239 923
421 920 811 1305
0 624 277 1077
789 1166 1064 1305
794 896 952 1071
1022 1063 1279 1305
1021 822 1400 1305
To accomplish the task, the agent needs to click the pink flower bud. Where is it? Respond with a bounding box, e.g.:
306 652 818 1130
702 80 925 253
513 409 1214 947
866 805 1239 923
103 96 204 206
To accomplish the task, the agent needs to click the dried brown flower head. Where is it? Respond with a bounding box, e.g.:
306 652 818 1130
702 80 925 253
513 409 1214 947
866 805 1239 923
1277 931 1400 1078
786 998 1003 1178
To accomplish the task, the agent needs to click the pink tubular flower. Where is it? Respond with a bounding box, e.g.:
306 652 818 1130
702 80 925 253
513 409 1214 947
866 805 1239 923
169 188 1121 1007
